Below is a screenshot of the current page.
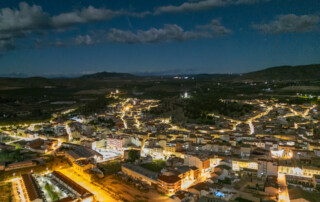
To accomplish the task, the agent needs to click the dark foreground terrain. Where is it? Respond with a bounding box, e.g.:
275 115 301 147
0 64 319 125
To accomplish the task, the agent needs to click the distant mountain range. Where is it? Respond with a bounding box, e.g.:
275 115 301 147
1 64 319 81
80 72 137 79
66 64 320 81
0 73 29 78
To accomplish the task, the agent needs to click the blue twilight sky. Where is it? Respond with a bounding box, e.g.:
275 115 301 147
0 0 319 76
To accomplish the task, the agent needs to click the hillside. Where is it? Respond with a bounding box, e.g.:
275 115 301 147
80 72 137 79
237 64 320 81
0 77 54 88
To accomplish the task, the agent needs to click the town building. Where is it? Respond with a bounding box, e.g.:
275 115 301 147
51 171 94 201
21 174 43 202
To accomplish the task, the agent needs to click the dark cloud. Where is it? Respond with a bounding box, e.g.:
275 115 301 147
252 14 320 34
154 0 263 14
0 2 148 51
106 19 231 44
0 2 51 51
0 2 50 33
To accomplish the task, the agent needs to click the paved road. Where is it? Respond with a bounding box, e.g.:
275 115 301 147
59 168 118 202
278 173 290 202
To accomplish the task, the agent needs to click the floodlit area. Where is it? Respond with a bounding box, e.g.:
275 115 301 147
278 173 290 202
11 178 27 202
60 168 117 202
34 174 68 202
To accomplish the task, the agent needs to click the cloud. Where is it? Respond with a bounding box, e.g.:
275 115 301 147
127 11 151 18
49 35 95 47
0 2 50 33
154 0 263 14
252 14 320 34
51 6 122 27
52 19 231 46
73 34 94 45
51 7 151 27
0 2 51 51
106 19 231 44
0 2 148 51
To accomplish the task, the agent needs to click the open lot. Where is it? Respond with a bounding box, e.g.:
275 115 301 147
97 175 169 202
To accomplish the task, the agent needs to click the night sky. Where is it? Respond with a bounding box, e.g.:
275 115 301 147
0 0 319 76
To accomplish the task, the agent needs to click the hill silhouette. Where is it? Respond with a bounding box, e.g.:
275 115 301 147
80 72 137 79
237 64 320 81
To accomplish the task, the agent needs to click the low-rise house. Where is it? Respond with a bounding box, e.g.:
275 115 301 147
264 176 278 196
80 139 102 150
232 159 258 172
240 145 252 158
72 159 96 180
170 190 198 202
122 163 158 186
5 160 38 171
184 154 211 173
257 159 278 178
51 171 94 201
188 182 211 198
26 138 57 153
312 174 320 190
64 144 103 162
212 165 232 181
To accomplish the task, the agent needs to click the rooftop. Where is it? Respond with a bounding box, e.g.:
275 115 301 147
22 174 42 201
122 163 158 181
158 174 181 183
51 171 93 198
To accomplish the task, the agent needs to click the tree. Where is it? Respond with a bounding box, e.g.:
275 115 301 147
101 161 121 176
127 150 140 162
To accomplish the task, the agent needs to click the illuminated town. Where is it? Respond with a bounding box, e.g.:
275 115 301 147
0 1 320 202
1 87 320 202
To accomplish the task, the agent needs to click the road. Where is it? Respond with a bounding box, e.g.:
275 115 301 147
278 173 290 202
5 136 35 144
224 105 273 135
59 168 118 202
245 106 273 135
